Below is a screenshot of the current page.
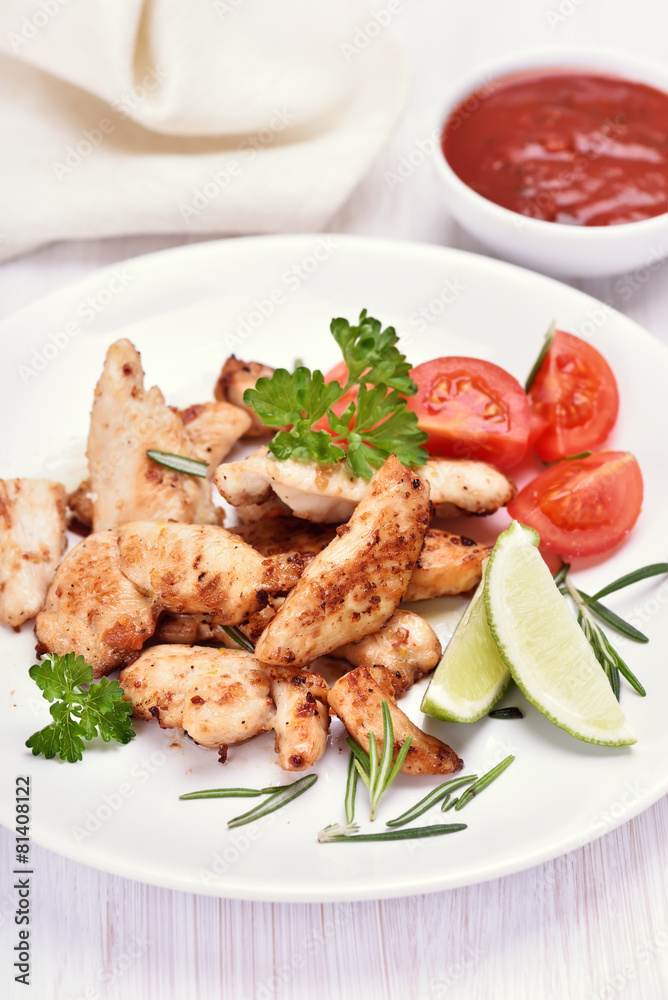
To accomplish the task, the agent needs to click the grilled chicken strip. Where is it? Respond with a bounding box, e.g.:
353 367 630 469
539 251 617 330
214 447 515 523
35 530 159 676
118 521 304 623
214 355 276 437
254 455 430 667
270 669 329 771
120 645 329 770
178 401 251 467
404 529 491 601
87 338 220 531
331 611 441 696
328 665 462 776
237 517 489 600
0 479 67 628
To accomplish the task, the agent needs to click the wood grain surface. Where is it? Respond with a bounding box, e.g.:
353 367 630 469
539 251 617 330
2 1 668 997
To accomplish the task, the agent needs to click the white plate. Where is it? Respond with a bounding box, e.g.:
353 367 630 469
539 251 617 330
1 235 667 903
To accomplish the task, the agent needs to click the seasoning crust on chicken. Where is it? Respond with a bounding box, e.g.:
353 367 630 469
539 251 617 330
328 665 463 776
254 455 430 667
87 339 220 531
120 645 329 770
35 530 159 676
0 479 67 628
214 447 515 523
118 521 304 623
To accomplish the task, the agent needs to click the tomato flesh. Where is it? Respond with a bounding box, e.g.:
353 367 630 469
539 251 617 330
529 330 619 461
407 357 530 470
507 451 643 556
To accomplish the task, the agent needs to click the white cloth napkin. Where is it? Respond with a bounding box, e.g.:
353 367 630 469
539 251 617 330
0 0 407 262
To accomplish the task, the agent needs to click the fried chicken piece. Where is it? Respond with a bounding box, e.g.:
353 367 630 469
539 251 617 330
214 355 276 437
214 447 515 522
118 521 304 623
269 669 329 771
178 401 251 467
254 455 430 667
0 479 67 628
87 339 220 531
237 517 489 600
120 645 329 769
404 529 491 601
35 530 159 676
331 611 441 695
328 665 462 776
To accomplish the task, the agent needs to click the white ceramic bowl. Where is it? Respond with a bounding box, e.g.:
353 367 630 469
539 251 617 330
434 45 668 278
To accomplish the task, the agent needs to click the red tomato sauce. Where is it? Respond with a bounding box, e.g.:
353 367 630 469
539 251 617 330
442 71 668 226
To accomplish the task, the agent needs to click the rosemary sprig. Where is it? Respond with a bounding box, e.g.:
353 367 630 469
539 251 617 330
227 775 318 828
454 755 515 811
386 773 477 828
318 822 467 843
146 449 208 477
349 701 412 821
554 562 665 699
221 626 255 653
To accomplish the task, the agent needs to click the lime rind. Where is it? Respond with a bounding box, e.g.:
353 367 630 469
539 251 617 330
421 565 511 724
484 521 636 747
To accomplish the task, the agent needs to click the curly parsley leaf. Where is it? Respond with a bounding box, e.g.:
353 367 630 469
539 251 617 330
243 311 428 479
329 386 427 479
25 653 135 762
331 310 416 395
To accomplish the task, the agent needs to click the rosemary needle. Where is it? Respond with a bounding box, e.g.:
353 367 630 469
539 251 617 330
228 775 317 828
344 752 358 825
586 562 668 603
146 449 209 477
386 774 478 828
180 787 266 800
221 626 255 653
454 755 515 811
488 707 524 720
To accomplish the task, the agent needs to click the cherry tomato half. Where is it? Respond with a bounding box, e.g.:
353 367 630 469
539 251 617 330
406 357 530 470
528 330 619 462
507 451 643 556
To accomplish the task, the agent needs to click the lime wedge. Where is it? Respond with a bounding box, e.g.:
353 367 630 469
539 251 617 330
484 521 636 746
421 564 511 723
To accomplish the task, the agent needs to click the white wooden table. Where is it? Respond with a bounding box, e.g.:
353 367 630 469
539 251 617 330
2 2 668 997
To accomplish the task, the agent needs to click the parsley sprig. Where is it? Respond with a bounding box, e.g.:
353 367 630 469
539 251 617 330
243 311 429 479
25 653 135 762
